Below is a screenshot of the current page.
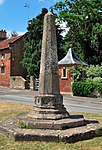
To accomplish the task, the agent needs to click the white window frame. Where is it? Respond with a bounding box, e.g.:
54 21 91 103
61 67 67 79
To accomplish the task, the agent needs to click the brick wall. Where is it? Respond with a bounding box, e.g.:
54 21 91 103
58 65 72 94
0 36 27 87
0 50 11 86
10 36 27 78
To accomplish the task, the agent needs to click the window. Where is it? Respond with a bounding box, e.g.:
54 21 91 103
0 53 5 60
62 67 67 79
0 66 5 73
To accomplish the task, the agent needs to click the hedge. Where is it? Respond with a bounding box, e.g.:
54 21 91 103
72 81 102 97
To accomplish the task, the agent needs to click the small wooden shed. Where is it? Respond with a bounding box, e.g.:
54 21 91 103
58 48 87 94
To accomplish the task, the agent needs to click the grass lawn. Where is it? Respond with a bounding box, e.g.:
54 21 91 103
0 101 102 150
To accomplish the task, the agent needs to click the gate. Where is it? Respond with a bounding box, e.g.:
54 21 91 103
35 78 39 90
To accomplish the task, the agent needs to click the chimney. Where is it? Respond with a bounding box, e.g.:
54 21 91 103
0 30 7 41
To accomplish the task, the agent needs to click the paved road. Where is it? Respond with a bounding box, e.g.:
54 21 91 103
0 87 102 114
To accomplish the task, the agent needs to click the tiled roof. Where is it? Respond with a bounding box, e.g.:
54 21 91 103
0 35 22 50
58 48 88 66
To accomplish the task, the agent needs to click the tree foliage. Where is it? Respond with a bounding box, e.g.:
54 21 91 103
22 8 64 78
54 0 102 65
86 65 102 78
11 31 18 37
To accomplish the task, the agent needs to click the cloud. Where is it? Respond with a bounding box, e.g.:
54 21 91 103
18 31 25 36
60 22 69 37
0 0 5 5
6 30 25 38
56 20 69 37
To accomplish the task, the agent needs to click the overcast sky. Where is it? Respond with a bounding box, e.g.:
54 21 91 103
0 0 63 36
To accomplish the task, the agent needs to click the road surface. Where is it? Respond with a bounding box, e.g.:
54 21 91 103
0 87 102 114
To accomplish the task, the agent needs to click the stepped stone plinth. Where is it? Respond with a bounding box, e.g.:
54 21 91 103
0 12 102 142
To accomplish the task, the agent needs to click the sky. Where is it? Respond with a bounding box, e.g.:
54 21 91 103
0 0 63 37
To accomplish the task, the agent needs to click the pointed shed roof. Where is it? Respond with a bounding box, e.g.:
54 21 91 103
58 48 88 66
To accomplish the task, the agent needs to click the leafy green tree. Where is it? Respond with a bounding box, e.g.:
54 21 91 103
86 65 102 78
11 31 18 37
54 0 102 65
22 8 64 78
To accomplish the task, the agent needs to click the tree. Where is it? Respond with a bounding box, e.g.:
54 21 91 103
54 0 102 65
11 31 18 37
86 65 102 79
21 8 64 78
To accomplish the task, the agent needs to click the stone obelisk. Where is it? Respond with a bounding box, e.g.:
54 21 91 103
28 12 69 120
0 12 100 143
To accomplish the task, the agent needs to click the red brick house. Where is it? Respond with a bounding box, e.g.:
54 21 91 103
0 30 26 87
58 48 87 94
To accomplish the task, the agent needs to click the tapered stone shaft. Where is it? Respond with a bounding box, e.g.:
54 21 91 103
38 12 60 95
28 12 69 120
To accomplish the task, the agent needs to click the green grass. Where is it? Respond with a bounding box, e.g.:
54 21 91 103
0 101 102 150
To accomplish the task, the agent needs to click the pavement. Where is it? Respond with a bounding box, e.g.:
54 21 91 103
0 86 38 97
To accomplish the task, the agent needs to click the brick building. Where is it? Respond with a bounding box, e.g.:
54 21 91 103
0 30 26 87
58 48 87 94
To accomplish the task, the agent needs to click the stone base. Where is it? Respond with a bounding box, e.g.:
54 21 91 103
28 95 69 120
0 115 102 143
28 106 69 120
17 113 86 130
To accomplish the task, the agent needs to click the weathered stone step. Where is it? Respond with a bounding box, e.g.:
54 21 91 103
17 113 86 130
0 115 102 143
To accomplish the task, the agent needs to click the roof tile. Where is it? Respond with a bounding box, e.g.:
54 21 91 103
58 48 88 66
0 36 22 50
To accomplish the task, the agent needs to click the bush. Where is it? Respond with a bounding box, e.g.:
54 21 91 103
94 80 102 95
72 80 102 97
72 81 95 96
86 77 102 96
92 77 102 82
72 66 86 81
72 65 102 97
86 65 102 79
